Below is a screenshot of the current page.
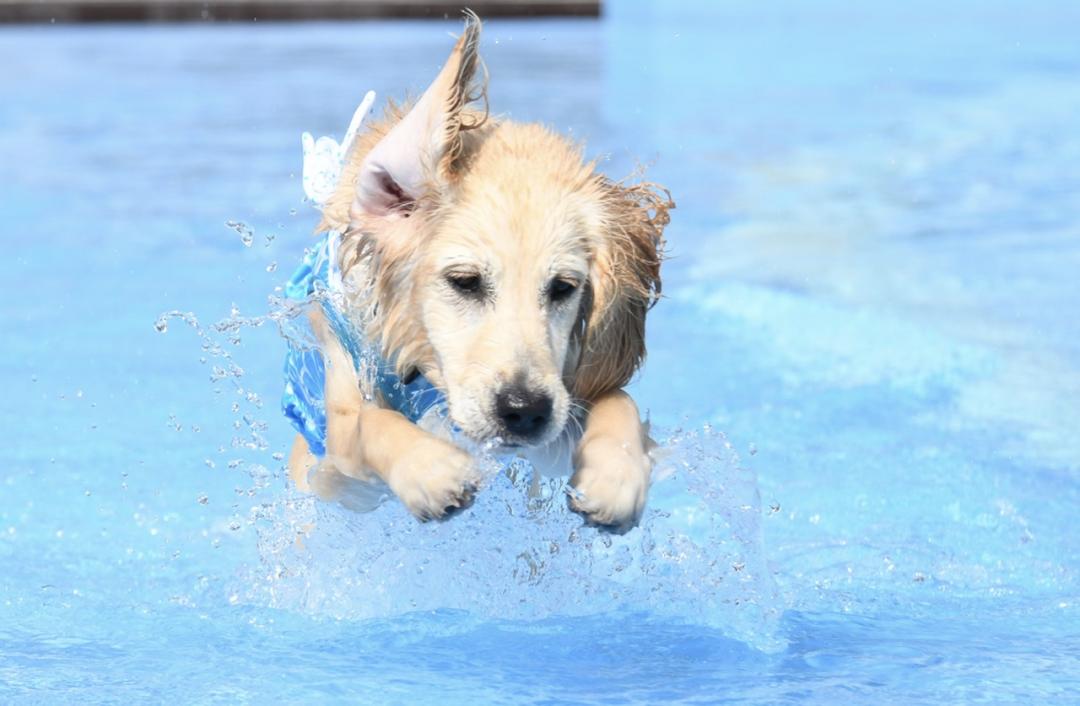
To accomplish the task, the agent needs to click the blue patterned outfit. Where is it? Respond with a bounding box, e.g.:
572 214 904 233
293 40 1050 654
281 233 442 456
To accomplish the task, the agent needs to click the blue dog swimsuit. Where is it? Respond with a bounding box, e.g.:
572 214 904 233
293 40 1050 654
281 232 443 457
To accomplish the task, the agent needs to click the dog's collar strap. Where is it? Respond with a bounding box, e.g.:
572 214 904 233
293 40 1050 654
281 232 444 456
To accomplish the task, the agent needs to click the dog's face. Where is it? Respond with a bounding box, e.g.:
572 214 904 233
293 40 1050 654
414 131 602 446
328 15 668 448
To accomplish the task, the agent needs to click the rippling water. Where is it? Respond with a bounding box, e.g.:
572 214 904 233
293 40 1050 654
2 1 1078 702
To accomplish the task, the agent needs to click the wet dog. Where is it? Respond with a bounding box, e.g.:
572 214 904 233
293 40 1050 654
287 12 671 532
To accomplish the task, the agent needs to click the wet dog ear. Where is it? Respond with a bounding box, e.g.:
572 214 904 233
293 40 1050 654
572 181 672 402
351 11 486 220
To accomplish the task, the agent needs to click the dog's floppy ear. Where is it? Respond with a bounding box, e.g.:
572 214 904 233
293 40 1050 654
572 181 672 403
351 11 486 220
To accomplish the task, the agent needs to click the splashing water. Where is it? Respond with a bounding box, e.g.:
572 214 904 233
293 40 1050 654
246 425 784 652
225 220 255 248
153 293 307 455
155 268 784 651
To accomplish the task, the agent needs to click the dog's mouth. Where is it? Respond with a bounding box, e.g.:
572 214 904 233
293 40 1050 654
464 424 564 451
451 411 568 452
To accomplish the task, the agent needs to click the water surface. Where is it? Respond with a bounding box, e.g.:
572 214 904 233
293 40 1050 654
2 2 1079 702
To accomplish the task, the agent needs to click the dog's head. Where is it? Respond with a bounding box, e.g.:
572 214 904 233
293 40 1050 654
326 13 671 448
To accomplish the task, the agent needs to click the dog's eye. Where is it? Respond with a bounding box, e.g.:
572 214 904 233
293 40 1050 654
447 273 483 297
548 278 579 303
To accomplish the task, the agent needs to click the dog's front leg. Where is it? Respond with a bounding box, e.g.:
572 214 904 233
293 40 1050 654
351 406 479 521
314 400 480 521
305 309 479 521
568 390 652 532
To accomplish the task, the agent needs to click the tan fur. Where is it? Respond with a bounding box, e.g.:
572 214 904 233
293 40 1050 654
290 13 672 530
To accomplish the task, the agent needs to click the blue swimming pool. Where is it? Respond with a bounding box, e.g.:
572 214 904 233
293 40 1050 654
2 1 1078 702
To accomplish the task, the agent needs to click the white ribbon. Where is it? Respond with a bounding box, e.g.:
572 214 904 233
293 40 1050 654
301 90 377 207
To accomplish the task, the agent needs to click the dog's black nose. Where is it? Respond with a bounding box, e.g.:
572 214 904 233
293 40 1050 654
495 384 552 439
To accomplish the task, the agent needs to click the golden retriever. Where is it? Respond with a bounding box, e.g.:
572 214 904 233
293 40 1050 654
287 12 672 531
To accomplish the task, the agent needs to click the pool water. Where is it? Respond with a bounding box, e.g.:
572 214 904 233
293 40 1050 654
2 1 1078 702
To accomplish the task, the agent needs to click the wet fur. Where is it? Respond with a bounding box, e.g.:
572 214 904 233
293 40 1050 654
290 12 672 530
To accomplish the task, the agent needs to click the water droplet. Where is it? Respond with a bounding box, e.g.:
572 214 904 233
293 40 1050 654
154 316 168 333
225 220 255 247
197 494 209 505
266 261 278 273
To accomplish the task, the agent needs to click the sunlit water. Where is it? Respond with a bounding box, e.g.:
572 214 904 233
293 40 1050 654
3 1 1079 702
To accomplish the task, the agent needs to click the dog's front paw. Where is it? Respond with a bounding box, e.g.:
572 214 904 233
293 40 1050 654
387 437 479 521
568 436 651 532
